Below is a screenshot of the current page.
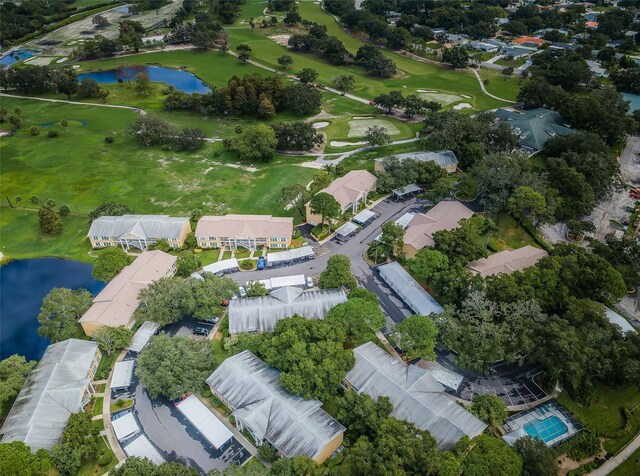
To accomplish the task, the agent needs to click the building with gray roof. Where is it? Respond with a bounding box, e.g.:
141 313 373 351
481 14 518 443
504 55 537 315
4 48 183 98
374 150 458 174
377 261 444 316
228 286 347 335
345 342 487 450
0 339 101 450
494 107 575 152
87 214 191 251
206 351 345 463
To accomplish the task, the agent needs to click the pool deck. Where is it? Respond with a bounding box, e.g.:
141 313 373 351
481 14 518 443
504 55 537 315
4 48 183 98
503 401 582 447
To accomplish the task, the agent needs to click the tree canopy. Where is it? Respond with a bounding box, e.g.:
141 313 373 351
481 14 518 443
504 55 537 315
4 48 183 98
0 355 36 405
392 315 439 360
92 247 132 282
37 288 93 342
318 254 357 290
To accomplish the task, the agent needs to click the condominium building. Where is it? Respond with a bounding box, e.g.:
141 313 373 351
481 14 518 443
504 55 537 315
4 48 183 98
195 215 293 250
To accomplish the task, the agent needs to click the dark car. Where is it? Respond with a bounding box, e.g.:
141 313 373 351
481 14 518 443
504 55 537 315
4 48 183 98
193 327 210 336
257 256 266 270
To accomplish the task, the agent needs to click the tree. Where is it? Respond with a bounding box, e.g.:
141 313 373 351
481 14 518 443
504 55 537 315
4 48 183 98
364 125 390 147
38 204 63 235
309 192 341 228
129 115 177 147
284 83 322 115
514 437 557 476
0 355 36 405
176 127 205 151
58 205 70 216
404 94 439 117
245 281 268 297
277 55 293 69
470 394 508 426
392 315 438 360
230 124 278 162
380 221 404 257
442 46 469 68
78 78 101 98
54 412 99 472
112 458 200 476
176 252 200 277
236 43 251 62
50 443 83 476
92 14 110 28
408 248 449 284
318 254 357 290
507 186 546 226
331 74 355 91
433 217 487 265
136 334 217 399
257 95 276 119
462 435 522 476
272 121 322 151
118 20 144 52
92 247 131 281
57 70 78 100
277 183 311 218
0 441 51 476
38 288 93 342
326 297 385 341
336 391 393 441
134 72 153 97
89 201 131 221
297 67 318 84
374 90 404 113
92 327 133 355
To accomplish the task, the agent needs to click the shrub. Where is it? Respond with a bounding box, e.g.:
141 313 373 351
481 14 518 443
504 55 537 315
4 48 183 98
97 452 113 466
258 443 278 462
240 260 256 270
104 136 114 143
47 130 59 138
29 126 40 136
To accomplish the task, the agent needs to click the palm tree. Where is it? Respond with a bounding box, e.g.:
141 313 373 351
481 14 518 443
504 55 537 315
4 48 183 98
481 218 498 249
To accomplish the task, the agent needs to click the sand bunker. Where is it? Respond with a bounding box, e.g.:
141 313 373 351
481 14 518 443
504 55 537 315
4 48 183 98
347 118 400 138
330 140 367 147
418 91 463 106
269 34 291 46
453 102 472 110
313 122 329 129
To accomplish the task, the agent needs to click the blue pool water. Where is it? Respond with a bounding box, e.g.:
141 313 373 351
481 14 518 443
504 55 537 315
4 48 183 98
0 49 38 66
623 93 640 113
0 259 105 361
524 415 569 444
78 66 211 94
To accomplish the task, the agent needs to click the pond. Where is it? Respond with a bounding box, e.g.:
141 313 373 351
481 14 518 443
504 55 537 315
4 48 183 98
0 259 105 361
0 49 39 66
78 66 211 94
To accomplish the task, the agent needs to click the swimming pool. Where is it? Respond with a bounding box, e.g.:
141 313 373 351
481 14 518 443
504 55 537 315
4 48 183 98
524 415 569 444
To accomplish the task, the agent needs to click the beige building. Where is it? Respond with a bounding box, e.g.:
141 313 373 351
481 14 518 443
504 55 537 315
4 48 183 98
206 351 345 463
305 170 377 225
87 214 191 251
195 214 293 250
403 201 474 257
466 245 548 277
79 250 177 336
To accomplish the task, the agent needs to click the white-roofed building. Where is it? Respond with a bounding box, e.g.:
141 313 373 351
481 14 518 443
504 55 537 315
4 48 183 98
255 274 307 290
123 435 165 464
176 395 233 449
374 150 459 174
378 261 444 316
202 258 239 276
79 251 177 336
110 360 135 391
228 286 347 335
87 214 191 251
266 246 315 266
0 339 101 450
306 170 377 225
111 412 140 441
466 245 548 277
196 215 293 250
206 351 345 463
352 209 377 226
128 321 159 353
335 221 358 238
345 342 487 450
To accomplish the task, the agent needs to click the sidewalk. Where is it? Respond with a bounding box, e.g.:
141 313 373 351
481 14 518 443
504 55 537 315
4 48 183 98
589 432 640 476
101 349 128 462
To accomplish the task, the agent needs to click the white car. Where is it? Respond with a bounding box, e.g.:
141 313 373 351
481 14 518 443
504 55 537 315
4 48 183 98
238 286 247 298
306 276 314 288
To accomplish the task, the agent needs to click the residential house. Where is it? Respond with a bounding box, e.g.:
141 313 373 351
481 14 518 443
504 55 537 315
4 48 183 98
466 245 548 277
344 342 487 450
228 286 347 335
87 214 191 251
305 170 377 225
78 250 177 335
196 215 293 250
374 150 459 174
403 201 474 257
206 351 345 463
0 339 101 450
512 36 545 47
494 107 575 152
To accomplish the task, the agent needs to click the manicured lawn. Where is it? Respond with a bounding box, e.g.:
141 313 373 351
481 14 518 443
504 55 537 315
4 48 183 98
477 68 524 102
493 214 537 250
558 383 640 455
110 398 134 412
92 397 104 416
610 448 640 476
96 352 118 379
77 437 117 476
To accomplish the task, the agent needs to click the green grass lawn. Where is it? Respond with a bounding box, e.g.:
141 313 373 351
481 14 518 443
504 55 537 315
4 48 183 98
96 352 118 379
558 384 640 455
477 68 524 102
92 397 104 416
492 214 537 250
77 437 117 476
610 448 640 476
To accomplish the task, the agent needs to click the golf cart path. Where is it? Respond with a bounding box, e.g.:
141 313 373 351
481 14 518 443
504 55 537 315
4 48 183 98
589 432 640 475
0 92 147 114
471 69 516 103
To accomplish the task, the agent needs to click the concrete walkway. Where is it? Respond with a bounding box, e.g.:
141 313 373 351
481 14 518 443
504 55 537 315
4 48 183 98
0 92 147 113
101 349 128 462
589 432 640 476
470 69 516 103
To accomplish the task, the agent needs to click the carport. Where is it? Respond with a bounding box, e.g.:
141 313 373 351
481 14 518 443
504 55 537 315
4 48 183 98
352 209 377 227
123 435 165 465
392 183 422 200
203 258 239 276
176 395 233 449
110 360 135 392
266 246 315 267
335 221 358 241
128 321 159 353
256 274 306 290
111 412 140 442
378 261 444 316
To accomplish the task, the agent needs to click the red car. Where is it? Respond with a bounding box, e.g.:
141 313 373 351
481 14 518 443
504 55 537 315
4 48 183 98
369 101 376 106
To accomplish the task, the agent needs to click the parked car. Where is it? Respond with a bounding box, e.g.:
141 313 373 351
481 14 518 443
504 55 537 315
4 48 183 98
238 286 247 298
193 327 210 336
172 394 191 406
221 299 229 307
257 257 266 270
306 276 314 288
203 317 219 324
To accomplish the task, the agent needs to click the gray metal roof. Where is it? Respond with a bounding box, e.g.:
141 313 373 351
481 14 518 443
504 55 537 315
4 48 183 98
128 321 160 353
335 222 358 237
378 262 444 316
228 287 347 334
111 412 140 442
495 107 575 150
267 246 315 264
87 214 188 240
352 209 376 225
376 150 458 169
110 360 135 390
0 339 99 450
206 351 345 459
345 342 487 450
392 183 422 197
123 435 165 465
175 395 233 449
202 258 239 275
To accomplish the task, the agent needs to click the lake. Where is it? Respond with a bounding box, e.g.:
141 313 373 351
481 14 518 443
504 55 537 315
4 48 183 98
0 259 105 361
0 49 38 66
78 66 211 94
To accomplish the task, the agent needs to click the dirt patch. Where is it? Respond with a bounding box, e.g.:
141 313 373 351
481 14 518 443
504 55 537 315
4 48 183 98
269 34 291 46
347 118 400 138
